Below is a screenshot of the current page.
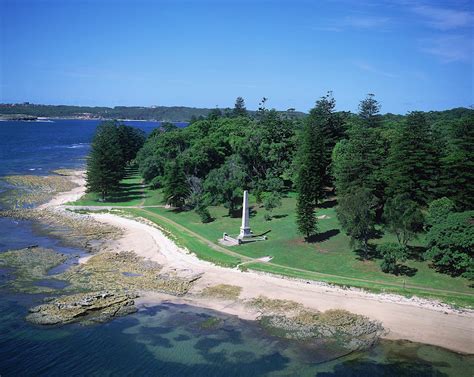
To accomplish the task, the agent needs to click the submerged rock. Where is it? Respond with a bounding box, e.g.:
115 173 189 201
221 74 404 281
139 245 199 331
58 251 200 296
0 174 77 209
0 246 67 293
248 296 385 352
26 291 138 325
0 208 121 250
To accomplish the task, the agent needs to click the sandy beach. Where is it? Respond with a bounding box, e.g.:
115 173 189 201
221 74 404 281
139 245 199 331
47 171 474 354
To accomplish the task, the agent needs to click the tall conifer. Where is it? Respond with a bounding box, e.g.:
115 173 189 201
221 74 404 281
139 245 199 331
384 112 439 206
86 123 125 200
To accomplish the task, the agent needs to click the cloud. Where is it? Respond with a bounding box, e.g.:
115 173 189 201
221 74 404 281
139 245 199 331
420 35 473 63
412 4 473 30
353 61 399 78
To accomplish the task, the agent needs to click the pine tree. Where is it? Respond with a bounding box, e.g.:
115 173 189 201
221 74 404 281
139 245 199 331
86 123 125 200
306 92 345 189
296 163 317 240
297 109 326 206
384 112 439 206
441 117 474 210
332 124 385 200
233 97 247 117
358 93 382 128
163 161 189 208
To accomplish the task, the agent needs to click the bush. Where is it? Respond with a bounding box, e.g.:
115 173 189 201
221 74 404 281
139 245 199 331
149 176 162 189
378 243 407 275
426 197 455 228
196 205 213 223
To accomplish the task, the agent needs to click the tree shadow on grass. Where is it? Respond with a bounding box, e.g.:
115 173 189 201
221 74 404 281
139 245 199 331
271 214 288 219
319 199 338 209
396 264 418 277
307 229 340 243
353 244 380 261
406 246 426 262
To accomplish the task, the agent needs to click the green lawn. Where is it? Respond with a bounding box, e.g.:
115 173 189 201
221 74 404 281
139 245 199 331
71 173 474 308
71 168 162 207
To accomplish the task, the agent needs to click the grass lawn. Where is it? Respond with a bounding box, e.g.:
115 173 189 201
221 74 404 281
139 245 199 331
71 172 474 308
71 168 162 207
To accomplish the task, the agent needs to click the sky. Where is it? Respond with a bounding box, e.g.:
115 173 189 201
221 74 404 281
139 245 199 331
0 0 473 114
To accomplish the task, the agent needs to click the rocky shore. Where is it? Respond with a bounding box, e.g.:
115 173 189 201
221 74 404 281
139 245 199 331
0 246 203 325
26 291 138 325
0 208 121 251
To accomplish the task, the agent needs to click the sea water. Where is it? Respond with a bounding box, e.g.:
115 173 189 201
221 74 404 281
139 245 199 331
0 120 472 376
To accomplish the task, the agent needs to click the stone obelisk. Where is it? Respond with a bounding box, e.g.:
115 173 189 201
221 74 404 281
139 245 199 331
239 190 252 239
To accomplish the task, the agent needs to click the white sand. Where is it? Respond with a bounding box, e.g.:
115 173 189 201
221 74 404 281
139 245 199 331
49 171 474 354
38 170 87 209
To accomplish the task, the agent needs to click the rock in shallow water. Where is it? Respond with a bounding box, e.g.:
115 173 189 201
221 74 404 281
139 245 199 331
26 290 138 325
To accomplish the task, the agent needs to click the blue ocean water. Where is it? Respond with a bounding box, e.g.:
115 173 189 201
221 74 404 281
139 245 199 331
0 119 177 176
0 120 472 376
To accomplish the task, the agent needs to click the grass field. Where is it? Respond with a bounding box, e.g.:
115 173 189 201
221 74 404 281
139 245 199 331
71 168 158 207
71 171 474 308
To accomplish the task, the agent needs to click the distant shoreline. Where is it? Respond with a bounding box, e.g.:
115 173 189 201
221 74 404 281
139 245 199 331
0 116 188 123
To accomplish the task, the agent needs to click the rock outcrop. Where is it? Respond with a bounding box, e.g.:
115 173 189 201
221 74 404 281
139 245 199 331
26 291 138 325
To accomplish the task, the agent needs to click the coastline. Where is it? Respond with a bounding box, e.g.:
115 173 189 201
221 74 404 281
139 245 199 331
44 171 474 354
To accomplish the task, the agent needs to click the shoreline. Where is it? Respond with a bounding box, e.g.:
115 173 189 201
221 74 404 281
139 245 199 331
42 171 474 354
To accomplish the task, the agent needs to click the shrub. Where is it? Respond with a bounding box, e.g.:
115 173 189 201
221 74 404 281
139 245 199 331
378 243 407 275
196 205 213 223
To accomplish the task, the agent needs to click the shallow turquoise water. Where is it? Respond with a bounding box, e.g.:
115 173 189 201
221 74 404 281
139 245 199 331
0 291 472 377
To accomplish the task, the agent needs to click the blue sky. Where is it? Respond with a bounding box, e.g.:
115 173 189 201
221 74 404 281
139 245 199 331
1 0 472 114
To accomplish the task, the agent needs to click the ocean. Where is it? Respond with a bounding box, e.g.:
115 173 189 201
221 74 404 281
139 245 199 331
0 119 472 376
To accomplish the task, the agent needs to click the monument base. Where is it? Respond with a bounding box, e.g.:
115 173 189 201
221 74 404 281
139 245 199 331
238 227 252 239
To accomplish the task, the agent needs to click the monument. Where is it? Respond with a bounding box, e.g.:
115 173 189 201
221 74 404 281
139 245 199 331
220 190 267 246
238 190 252 239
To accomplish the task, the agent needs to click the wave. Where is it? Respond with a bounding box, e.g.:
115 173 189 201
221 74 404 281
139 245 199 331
65 143 89 149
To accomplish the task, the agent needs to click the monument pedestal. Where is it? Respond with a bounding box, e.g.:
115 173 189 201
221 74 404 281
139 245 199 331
238 226 252 239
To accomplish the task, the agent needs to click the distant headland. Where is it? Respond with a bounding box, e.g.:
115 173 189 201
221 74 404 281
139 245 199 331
0 103 305 122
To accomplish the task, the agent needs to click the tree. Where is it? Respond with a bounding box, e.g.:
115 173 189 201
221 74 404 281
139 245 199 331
383 194 424 248
203 155 247 216
440 116 474 210
235 110 295 197
336 188 377 259
306 92 345 189
162 161 189 208
424 211 474 278
332 124 385 201
262 191 282 221
297 108 326 206
378 243 407 274
384 112 439 206
86 122 125 200
296 163 317 240
358 93 382 128
117 124 146 164
208 108 222 120
426 197 455 228
195 203 213 223
233 97 247 117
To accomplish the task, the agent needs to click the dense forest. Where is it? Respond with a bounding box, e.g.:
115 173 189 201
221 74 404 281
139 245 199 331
87 96 474 280
0 102 304 122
